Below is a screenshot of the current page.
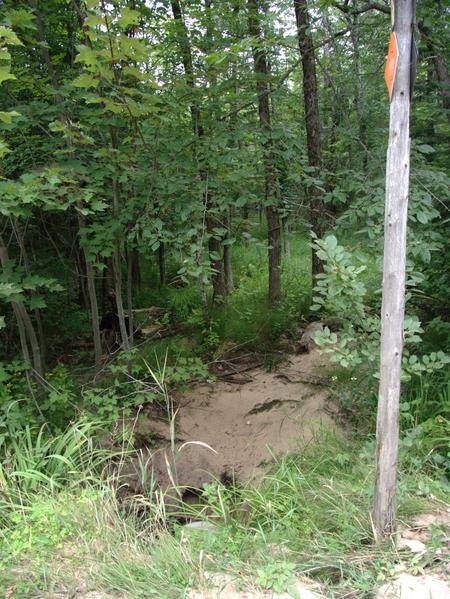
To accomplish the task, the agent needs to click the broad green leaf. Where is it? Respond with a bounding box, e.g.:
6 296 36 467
73 73 100 89
325 235 338 250
75 45 98 67
118 7 140 28
0 25 24 45
416 144 435 154
416 212 428 224
0 110 20 124
0 66 16 84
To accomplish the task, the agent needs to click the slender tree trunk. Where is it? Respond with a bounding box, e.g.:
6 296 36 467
158 242 166 287
283 219 291 258
223 211 234 296
31 0 102 367
373 0 414 539
131 248 141 286
14 219 47 366
102 256 114 309
77 211 103 366
127 246 134 346
18 304 43 377
12 303 31 368
248 0 281 304
171 0 225 305
349 11 368 169
76 248 89 308
0 235 43 377
29 0 62 101
294 0 325 281
110 157 130 352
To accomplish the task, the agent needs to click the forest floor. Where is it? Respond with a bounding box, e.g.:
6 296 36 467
122 348 337 498
2 346 449 598
1 228 448 598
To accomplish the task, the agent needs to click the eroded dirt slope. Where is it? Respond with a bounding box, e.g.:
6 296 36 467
124 349 338 493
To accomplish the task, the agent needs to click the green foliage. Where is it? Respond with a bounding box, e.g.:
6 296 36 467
311 233 367 323
0 418 112 517
255 560 298 595
312 235 450 378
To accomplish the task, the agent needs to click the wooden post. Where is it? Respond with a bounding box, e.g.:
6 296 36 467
373 0 415 538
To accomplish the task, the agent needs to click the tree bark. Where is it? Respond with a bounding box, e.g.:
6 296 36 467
283 219 291 258
109 141 131 352
349 10 368 169
15 219 47 366
127 246 134 345
158 242 166 287
171 0 225 304
0 234 43 377
223 211 234 295
248 0 281 304
293 0 326 280
373 0 414 539
30 0 102 367
77 211 103 366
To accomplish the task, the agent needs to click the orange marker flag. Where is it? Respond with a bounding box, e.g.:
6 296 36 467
384 32 399 101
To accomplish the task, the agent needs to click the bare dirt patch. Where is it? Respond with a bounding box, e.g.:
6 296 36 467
122 349 338 495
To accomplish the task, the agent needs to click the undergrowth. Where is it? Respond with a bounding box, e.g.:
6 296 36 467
0 423 448 598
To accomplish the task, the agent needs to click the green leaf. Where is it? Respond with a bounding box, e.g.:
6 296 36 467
0 110 20 124
416 144 435 154
0 66 16 84
0 140 10 158
29 296 46 309
75 45 98 67
0 25 24 46
118 7 140 28
2 9 36 32
416 212 428 224
72 73 100 89
325 235 338 250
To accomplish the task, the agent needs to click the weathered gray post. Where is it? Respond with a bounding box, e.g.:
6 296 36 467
373 0 415 538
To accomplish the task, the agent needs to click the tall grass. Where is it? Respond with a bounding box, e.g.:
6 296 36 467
0 417 114 516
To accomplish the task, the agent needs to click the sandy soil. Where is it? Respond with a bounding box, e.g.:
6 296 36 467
122 349 337 494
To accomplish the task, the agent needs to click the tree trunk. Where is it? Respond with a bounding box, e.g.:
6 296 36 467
293 0 325 281
373 0 414 539
77 211 102 366
247 0 281 304
171 0 225 305
223 211 234 296
283 219 291 258
158 243 166 287
31 0 102 367
110 159 130 352
127 246 134 346
131 248 141 286
349 12 368 170
76 247 89 308
0 234 43 377
14 219 47 366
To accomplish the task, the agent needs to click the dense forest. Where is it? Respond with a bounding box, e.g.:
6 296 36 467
0 1 449 598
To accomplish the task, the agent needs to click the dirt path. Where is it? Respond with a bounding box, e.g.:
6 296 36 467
124 349 338 494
